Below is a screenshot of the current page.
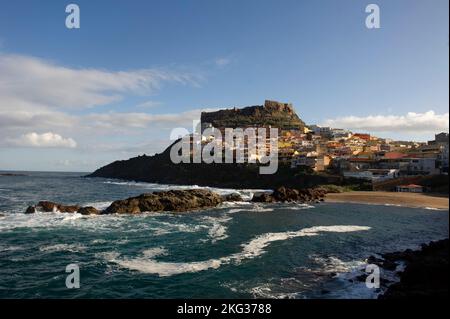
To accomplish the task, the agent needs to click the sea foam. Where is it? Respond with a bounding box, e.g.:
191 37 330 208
103 225 371 277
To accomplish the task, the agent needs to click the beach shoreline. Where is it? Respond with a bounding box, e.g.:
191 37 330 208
325 191 449 210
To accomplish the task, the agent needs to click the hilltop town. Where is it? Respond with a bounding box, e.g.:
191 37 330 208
200 100 448 190
90 100 449 193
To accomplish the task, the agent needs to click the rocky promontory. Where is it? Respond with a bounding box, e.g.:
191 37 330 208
24 187 325 215
378 239 449 299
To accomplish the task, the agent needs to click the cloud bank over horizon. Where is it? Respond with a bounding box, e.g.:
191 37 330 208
322 111 449 140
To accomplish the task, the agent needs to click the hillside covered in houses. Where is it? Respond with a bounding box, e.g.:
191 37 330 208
89 100 449 193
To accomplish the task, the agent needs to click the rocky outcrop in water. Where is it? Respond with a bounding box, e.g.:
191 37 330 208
25 201 80 214
222 193 244 202
378 239 449 299
25 189 224 215
104 189 223 214
78 206 101 215
252 187 327 203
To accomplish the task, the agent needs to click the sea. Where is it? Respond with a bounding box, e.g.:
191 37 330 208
0 171 448 298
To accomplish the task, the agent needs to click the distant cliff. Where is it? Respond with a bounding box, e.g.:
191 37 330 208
201 100 306 131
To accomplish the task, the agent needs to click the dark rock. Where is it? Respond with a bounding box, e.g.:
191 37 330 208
200 100 306 132
251 187 327 203
25 189 224 216
37 201 57 212
379 239 449 299
222 193 243 202
35 201 80 213
25 206 36 214
0 173 27 176
104 189 223 214
356 274 367 282
251 193 275 203
78 206 100 215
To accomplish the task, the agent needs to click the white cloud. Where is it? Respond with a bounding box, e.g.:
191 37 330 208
215 57 231 67
0 53 208 149
7 132 77 148
136 100 162 109
0 53 200 111
322 111 449 134
84 108 218 130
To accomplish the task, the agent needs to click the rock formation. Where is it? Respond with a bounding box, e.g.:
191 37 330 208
25 189 224 215
378 239 449 299
200 100 306 131
24 187 328 215
104 189 223 214
252 187 327 203
25 201 80 214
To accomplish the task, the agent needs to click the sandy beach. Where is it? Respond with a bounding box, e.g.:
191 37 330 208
325 191 449 210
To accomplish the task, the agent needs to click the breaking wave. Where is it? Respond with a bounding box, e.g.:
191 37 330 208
103 225 371 277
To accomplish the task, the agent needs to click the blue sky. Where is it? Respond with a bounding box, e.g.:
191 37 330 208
0 0 448 171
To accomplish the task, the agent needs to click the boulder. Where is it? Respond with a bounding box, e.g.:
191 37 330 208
222 193 243 202
78 206 101 215
36 201 80 213
252 193 275 203
252 187 327 203
25 206 36 214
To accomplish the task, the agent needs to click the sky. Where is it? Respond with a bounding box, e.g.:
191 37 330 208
0 0 448 172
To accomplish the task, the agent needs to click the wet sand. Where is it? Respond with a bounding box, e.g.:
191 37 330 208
325 191 449 210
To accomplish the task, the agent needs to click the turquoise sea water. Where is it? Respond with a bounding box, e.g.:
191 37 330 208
0 172 448 298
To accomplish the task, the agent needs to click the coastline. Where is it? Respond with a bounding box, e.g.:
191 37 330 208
325 191 449 210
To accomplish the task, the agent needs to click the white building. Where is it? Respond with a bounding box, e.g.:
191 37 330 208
404 158 439 175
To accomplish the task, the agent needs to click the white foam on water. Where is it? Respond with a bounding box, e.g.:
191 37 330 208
104 225 371 277
283 204 315 210
226 208 248 214
309 255 366 274
250 283 299 299
425 207 447 211
0 211 133 232
39 243 86 253
101 180 270 202
201 215 233 243
83 201 113 210
0 245 24 252
142 247 168 258
62 213 83 221
207 223 228 242
91 239 107 245
252 206 274 213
